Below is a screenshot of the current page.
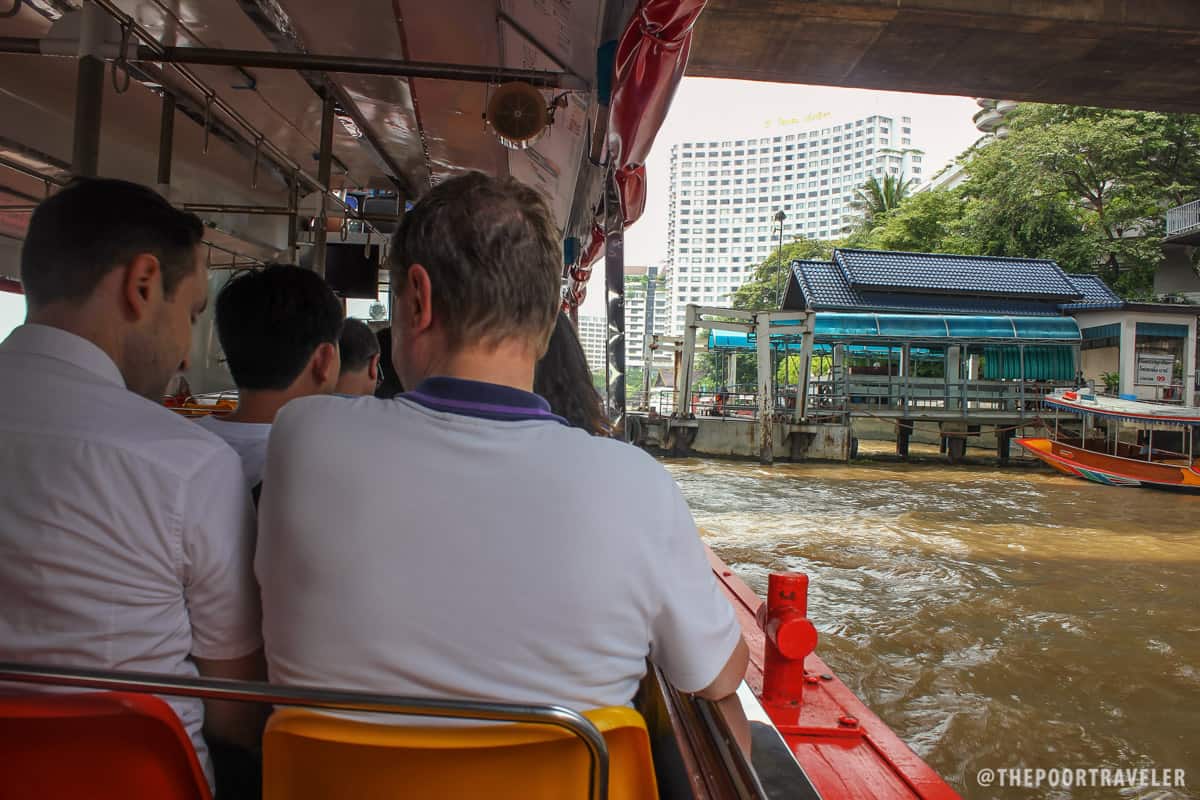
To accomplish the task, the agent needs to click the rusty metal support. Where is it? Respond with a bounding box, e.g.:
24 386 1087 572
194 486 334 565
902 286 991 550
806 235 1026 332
156 92 175 186
313 92 335 278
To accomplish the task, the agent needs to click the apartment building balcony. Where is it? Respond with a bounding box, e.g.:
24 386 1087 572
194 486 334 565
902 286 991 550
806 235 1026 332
1165 199 1200 245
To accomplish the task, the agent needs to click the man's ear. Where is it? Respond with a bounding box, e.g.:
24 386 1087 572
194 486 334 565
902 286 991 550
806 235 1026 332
405 264 435 334
368 352 380 381
121 253 163 321
310 341 339 389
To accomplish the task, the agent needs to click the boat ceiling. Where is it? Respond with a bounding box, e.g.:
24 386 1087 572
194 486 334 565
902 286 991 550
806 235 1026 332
0 0 607 273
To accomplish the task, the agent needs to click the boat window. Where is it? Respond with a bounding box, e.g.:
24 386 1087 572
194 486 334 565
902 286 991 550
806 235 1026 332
0 290 25 341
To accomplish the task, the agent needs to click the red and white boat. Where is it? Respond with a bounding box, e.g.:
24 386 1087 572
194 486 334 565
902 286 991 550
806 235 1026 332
1018 391 1200 492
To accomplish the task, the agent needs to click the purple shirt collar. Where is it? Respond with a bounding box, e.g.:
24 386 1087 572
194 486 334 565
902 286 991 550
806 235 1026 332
403 376 568 425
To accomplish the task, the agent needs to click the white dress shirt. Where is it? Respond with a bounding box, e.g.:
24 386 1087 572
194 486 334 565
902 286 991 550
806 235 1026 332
195 415 271 487
257 378 741 716
0 324 262 788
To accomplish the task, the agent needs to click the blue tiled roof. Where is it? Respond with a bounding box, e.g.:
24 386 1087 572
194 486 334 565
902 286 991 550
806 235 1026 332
783 259 1062 316
1058 274 1125 310
833 248 1083 300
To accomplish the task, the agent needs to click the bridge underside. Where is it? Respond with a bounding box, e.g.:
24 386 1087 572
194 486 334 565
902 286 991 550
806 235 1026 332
689 1 1200 113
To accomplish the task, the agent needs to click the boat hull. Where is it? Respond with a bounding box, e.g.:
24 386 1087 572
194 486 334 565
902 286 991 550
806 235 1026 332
1016 437 1200 492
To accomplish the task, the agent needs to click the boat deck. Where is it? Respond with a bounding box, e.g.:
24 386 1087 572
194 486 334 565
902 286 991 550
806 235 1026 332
706 547 961 799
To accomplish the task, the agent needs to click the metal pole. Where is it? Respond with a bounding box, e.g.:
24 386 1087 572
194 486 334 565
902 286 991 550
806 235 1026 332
0 661 608 800
313 92 335 278
794 313 813 422
71 4 106 177
756 311 774 464
287 174 299 264
678 305 698 417
604 171 626 436
157 92 175 187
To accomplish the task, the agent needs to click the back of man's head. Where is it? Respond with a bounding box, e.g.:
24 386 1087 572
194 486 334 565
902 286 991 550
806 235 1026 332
388 172 560 358
21 178 204 310
215 264 344 392
339 319 380 375
336 318 381 396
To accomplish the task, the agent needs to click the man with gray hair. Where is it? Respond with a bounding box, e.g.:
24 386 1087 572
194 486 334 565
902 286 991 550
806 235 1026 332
257 172 748 716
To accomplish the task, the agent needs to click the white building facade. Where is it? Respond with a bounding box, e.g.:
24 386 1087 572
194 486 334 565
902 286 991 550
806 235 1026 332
624 265 674 370
666 113 924 333
575 314 608 376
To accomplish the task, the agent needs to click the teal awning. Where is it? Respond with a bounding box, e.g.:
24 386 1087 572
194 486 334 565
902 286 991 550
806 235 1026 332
707 313 1082 351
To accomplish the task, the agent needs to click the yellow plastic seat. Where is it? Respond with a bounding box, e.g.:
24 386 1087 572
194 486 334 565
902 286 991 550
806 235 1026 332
263 705 658 800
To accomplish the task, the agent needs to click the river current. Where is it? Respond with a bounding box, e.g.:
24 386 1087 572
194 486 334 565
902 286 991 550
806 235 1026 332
663 453 1200 799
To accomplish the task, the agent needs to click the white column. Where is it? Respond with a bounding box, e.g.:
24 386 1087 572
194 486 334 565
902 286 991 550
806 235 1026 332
756 312 774 464
1119 319 1137 398
677 305 698 416
1184 316 1198 405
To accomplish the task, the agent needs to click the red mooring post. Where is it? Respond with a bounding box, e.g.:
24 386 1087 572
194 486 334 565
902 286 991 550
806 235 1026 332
761 573 819 707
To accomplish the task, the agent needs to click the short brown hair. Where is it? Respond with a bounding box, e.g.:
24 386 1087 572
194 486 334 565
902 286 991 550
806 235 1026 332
21 177 205 309
389 172 560 350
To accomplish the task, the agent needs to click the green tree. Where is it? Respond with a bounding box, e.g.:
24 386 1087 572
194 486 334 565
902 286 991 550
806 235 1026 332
958 104 1200 296
858 189 970 253
851 173 914 225
731 238 838 311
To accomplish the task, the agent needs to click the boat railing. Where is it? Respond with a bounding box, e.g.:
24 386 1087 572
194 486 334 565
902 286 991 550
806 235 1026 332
0 661 610 800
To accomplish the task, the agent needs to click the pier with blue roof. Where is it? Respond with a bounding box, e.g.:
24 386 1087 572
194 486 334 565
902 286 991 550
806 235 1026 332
627 248 1198 464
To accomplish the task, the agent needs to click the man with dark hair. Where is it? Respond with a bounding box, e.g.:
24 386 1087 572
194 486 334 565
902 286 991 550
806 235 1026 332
0 178 264 791
259 172 748 719
198 264 343 486
334 318 381 396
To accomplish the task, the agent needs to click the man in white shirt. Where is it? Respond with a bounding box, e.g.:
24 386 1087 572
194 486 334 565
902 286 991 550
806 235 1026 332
197 264 343 488
333 318 381 396
0 178 265 791
258 172 748 718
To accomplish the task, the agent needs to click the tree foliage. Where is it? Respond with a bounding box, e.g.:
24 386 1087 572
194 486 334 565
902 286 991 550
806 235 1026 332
848 104 1200 299
851 173 914 222
730 238 838 311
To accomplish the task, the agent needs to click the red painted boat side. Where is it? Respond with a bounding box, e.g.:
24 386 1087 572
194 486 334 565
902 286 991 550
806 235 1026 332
1016 437 1200 490
706 547 962 800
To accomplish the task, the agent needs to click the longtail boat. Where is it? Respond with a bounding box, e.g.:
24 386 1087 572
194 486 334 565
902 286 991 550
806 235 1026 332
1017 391 1200 491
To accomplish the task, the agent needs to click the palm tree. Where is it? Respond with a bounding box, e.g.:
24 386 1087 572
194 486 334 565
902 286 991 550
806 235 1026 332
852 173 914 221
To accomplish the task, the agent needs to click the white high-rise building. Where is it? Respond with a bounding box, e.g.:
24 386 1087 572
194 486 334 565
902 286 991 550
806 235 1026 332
624 265 673 370
666 113 925 332
576 314 608 376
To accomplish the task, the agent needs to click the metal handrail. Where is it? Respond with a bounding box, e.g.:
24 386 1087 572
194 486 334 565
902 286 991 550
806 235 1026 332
0 661 610 800
1166 199 1200 237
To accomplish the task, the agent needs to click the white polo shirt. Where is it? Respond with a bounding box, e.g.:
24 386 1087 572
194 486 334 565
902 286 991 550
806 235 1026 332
195 415 271 487
0 324 263 788
257 377 741 714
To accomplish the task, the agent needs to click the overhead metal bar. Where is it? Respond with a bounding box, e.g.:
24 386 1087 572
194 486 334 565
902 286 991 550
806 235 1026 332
0 37 587 89
232 0 411 194
145 46 588 89
81 0 383 239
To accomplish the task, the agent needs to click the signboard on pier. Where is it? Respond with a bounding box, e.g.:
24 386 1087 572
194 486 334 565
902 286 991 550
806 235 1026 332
1135 353 1175 386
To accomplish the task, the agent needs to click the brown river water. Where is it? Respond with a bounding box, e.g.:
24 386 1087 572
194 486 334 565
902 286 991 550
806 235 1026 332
662 453 1200 799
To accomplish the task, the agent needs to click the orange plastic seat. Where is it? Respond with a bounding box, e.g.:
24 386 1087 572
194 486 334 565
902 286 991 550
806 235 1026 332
263 705 658 800
0 691 211 800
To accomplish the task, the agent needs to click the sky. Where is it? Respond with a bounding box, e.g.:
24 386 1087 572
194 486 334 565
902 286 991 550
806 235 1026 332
577 77 984 317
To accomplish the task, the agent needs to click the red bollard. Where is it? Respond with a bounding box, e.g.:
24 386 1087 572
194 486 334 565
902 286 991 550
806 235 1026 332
761 573 819 707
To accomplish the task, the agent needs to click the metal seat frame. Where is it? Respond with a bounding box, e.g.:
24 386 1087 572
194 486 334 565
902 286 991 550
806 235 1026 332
0 661 611 800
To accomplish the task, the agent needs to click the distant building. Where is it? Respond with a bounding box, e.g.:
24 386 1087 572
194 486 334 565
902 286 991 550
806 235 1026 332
624 265 673 371
575 314 608 376
667 113 926 333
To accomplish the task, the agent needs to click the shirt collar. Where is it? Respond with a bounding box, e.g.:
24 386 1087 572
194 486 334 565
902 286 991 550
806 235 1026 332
403 376 567 425
0 323 125 388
